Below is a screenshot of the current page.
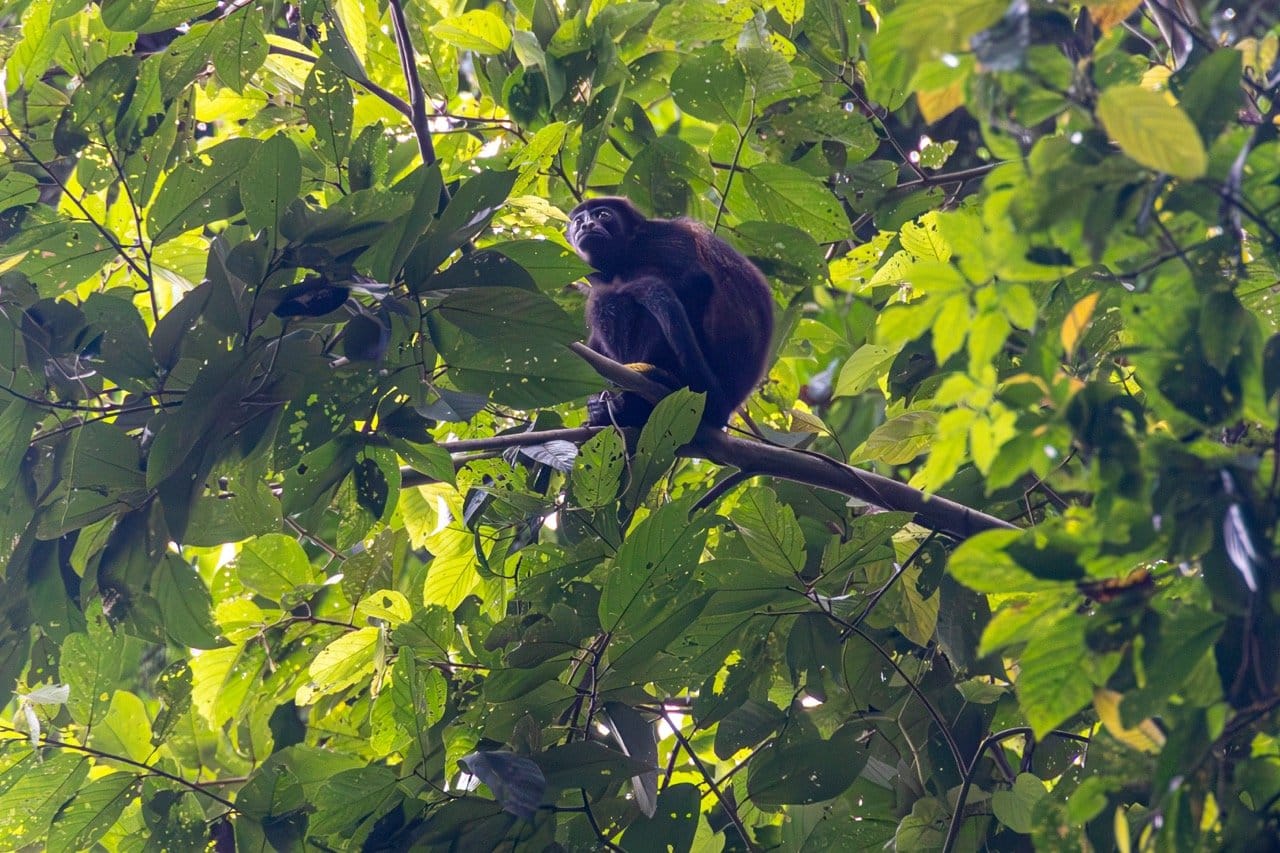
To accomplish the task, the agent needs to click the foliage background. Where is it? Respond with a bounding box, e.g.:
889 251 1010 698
1 0 1279 849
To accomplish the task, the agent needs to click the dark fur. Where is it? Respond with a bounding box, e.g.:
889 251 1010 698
567 197 774 427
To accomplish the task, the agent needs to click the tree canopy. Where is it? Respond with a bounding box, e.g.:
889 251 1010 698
1 0 1279 849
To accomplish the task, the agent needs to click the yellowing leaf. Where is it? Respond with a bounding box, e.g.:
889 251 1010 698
774 0 805 25
1096 85 1207 179
1094 688 1167 753
431 10 512 55
1088 0 1143 33
1061 292 1100 357
917 80 966 124
854 410 938 465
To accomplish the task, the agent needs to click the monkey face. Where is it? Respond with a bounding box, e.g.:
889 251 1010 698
567 199 639 273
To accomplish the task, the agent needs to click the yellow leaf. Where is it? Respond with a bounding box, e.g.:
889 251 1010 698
1094 688 1167 753
789 409 829 434
1088 0 1142 33
1096 85 1207 179
1061 292 1099 357
917 80 965 124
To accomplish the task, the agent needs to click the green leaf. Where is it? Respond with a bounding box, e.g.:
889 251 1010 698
571 428 626 507
621 783 700 851
147 138 259 243
835 345 895 397
747 725 868 805
1017 617 1094 737
153 554 221 649
239 134 301 232
0 754 89 848
61 616 127 727
298 627 379 705
1095 85 1207 180
100 0 157 31
1178 49 1242 143
745 164 849 242
6 220 120 296
139 0 218 34
0 171 40 210
949 529 1072 594
624 389 704 509
236 533 323 602
534 742 657 792
671 47 745 124
213 7 269 93
651 0 754 41
852 410 937 465
731 487 805 575
437 287 580 343
46 772 137 852
431 10 512 55
601 498 708 629
991 773 1046 834
303 56 354 165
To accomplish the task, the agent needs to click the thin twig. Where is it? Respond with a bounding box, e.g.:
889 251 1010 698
1 724 239 813
0 116 150 282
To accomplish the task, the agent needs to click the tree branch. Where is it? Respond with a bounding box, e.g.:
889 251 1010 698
398 350 1016 540
387 0 439 171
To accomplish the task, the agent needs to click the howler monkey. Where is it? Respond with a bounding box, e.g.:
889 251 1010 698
567 197 774 427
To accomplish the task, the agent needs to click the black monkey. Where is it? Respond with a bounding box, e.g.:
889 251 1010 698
567 197 774 427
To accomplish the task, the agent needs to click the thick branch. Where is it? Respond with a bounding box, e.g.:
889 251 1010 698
398 351 1015 540
688 429 1013 540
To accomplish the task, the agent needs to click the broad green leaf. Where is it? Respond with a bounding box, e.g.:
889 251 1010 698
213 7 269 93
101 0 157 31
1018 617 1094 737
153 554 221 649
308 766 401 838
422 527 481 610
671 47 745 124
730 487 805 575
240 134 301 232
0 754 89 848
437 287 580 342
431 10 512 55
298 627 379 705
147 138 259 243
303 57 354 165
139 0 218 33
5 220 119 295
61 617 127 726
745 164 849 242
46 772 137 852
949 529 1069 594
601 498 707 629
852 410 937 465
834 345 895 397
991 773 1047 834
236 533 323 602
571 428 626 507
156 21 232 100
1096 85 1207 179
651 0 754 41
534 742 657 792
747 725 868 805
621 783 699 851
624 389 704 509
0 171 39 209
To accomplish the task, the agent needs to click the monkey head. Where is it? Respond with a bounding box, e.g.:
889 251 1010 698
567 197 644 277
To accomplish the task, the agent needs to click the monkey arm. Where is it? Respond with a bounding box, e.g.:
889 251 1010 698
624 277 725 405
